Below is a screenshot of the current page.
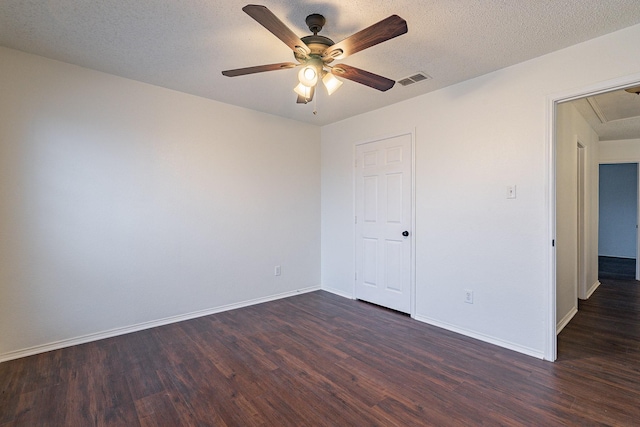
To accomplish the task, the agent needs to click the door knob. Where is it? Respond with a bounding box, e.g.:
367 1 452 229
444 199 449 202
402 231 409 237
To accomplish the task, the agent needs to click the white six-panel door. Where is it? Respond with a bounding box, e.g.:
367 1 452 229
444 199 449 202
355 133 412 313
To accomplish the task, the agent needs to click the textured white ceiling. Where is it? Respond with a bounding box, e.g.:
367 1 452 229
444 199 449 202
2 0 640 125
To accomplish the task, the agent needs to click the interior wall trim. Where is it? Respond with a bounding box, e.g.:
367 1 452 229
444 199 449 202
413 314 545 360
598 158 640 164
0 285 321 363
321 285 355 300
585 280 601 300
556 306 578 335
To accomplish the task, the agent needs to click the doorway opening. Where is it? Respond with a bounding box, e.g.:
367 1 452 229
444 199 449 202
550 74 640 361
598 163 639 280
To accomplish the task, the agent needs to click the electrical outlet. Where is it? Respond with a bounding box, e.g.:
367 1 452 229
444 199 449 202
464 289 473 304
274 266 281 276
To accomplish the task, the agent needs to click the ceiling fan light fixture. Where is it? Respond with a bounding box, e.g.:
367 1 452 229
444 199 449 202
298 57 324 87
322 72 343 95
298 64 318 87
294 82 313 99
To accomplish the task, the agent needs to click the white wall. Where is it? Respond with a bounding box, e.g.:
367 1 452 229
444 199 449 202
555 102 599 332
321 23 640 359
599 138 640 162
0 47 321 360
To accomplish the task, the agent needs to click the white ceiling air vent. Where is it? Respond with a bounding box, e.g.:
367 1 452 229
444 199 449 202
398 72 431 87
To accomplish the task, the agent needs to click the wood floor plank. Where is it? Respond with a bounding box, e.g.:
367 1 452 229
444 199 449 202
265 347 386 426
9 384 67 426
154 368 225 427
2 276 640 425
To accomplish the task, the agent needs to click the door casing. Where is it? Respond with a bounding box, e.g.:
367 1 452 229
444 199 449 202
353 130 416 317
547 71 640 361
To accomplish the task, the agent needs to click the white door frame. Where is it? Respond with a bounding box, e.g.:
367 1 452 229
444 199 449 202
353 130 417 317
576 141 587 300
547 72 640 361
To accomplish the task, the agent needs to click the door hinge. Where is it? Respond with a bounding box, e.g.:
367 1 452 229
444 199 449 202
355 272 357 280
355 216 357 224
355 159 358 168
552 239 555 247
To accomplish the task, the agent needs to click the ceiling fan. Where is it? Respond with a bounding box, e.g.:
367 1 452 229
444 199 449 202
221 5 408 104
625 85 640 95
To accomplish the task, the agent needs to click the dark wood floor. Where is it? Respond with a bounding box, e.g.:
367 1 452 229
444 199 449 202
2 280 639 426
599 256 636 280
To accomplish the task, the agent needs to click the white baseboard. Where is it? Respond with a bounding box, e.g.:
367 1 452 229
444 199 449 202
585 280 601 299
0 285 321 363
321 285 355 299
556 306 578 335
413 314 545 360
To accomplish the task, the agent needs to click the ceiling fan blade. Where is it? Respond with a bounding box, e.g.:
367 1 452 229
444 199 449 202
222 62 297 77
331 64 395 91
625 85 640 95
243 5 311 56
296 86 315 103
323 15 407 61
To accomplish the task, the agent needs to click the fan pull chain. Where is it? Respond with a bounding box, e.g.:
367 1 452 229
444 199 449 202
313 91 318 115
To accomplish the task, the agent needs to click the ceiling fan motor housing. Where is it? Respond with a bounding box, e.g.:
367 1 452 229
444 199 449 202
296 34 335 63
293 14 337 65
306 13 326 34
